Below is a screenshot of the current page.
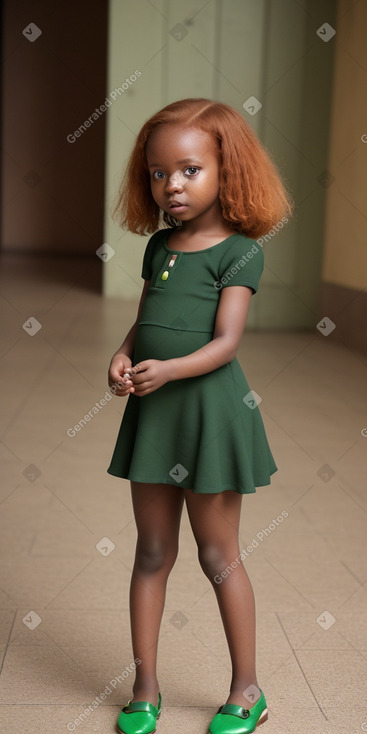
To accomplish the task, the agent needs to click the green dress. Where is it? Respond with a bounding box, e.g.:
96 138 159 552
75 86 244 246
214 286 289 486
107 227 278 494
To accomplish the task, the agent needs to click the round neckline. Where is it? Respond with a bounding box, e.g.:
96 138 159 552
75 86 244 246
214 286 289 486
162 228 240 254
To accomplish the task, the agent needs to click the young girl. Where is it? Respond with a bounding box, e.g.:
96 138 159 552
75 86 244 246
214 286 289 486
107 98 293 734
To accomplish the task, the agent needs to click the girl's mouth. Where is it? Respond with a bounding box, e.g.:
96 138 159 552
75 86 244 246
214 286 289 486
169 204 188 212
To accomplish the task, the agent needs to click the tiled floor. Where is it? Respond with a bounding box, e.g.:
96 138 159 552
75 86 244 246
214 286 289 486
1 254 366 734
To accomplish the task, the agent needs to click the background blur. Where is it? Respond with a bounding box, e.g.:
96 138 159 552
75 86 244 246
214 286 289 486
1 2 367 733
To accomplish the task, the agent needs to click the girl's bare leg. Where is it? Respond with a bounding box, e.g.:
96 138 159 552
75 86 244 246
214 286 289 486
129 481 184 704
184 488 260 709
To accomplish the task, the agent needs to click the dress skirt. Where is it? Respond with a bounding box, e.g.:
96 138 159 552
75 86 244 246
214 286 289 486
107 323 278 494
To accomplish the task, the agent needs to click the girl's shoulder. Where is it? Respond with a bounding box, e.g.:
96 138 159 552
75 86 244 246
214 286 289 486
218 231 264 264
146 227 170 249
218 234 264 293
141 228 168 280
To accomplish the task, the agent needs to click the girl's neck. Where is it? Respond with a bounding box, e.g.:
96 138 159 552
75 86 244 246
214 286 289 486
176 221 234 241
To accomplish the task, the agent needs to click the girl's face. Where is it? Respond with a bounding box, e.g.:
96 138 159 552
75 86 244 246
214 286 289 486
146 125 224 228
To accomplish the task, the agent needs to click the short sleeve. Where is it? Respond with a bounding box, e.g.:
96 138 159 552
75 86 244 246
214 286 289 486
141 230 162 280
218 237 264 294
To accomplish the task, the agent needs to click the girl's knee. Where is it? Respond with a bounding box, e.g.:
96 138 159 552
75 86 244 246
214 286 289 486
197 543 236 580
134 540 178 574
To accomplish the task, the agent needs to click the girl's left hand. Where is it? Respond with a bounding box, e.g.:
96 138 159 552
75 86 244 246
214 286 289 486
124 359 173 396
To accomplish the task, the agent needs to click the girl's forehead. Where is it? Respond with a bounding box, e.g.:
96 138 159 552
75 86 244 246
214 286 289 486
146 126 216 161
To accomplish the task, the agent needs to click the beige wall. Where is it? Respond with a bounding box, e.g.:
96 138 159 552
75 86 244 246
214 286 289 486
322 0 367 290
1 0 108 255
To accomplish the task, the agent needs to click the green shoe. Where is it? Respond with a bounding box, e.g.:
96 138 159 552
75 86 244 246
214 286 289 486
117 692 162 734
208 690 268 734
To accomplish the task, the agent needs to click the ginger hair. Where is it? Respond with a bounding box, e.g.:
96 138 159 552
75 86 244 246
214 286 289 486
112 97 293 238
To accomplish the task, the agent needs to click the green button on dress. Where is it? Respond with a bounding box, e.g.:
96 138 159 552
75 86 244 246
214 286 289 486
107 227 278 494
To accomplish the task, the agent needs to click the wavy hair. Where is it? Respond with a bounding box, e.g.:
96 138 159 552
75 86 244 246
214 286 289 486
112 97 293 238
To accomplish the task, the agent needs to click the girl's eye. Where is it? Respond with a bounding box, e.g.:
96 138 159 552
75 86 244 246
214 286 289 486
185 166 199 176
152 167 200 180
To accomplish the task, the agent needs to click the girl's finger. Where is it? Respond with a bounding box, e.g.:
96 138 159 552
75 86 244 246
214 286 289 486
109 372 124 384
130 362 145 374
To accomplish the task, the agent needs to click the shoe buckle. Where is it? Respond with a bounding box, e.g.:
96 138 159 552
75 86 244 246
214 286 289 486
217 705 250 719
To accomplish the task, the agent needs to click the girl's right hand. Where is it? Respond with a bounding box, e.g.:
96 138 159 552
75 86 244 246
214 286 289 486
108 353 135 396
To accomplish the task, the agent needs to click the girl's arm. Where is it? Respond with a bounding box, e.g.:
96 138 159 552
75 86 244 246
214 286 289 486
108 280 150 394
112 279 151 359
168 286 253 380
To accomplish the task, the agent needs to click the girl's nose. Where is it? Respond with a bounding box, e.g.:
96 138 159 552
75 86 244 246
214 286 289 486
166 169 186 192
